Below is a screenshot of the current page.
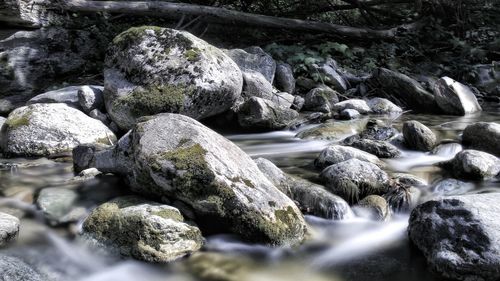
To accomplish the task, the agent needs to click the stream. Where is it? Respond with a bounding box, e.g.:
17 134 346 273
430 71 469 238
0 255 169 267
1 104 499 281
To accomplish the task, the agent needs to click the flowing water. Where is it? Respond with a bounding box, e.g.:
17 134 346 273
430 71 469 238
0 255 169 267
1 103 499 281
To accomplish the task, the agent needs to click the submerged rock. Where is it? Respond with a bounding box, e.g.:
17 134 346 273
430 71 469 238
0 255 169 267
296 119 367 140
354 195 390 221
462 122 500 156
255 157 351 220
402 120 437 151
224 47 275 83
0 103 116 157
82 196 203 262
304 87 339 113
359 119 398 141
104 27 243 129
275 62 296 94
339 109 360 120
332 99 370 114
314 145 382 169
433 77 482 115
368 98 403 114
76 114 307 245
345 137 401 158
383 185 420 212
320 159 390 204
408 193 500 281
237 97 298 131
36 188 86 226
438 149 500 180
0 212 19 246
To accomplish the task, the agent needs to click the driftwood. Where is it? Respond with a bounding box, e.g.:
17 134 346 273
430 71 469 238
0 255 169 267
60 0 418 40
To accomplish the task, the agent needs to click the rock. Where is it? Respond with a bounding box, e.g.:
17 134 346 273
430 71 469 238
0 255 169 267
345 138 401 158
242 71 273 100
0 27 104 114
77 114 307 245
296 77 320 92
77 85 105 114
314 145 382 169
27 86 95 110
332 99 370 114
88 109 109 124
255 158 351 220
291 96 305 111
224 47 275 83
368 97 403 114
104 27 243 129
432 178 474 196
408 193 500 281
339 109 360 120
371 68 439 113
320 159 390 204
383 185 420 212
354 195 390 221
403 120 437 151
296 119 367 140
438 149 500 180
433 77 482 115
467 63 500 93
82 196 203 262
0 116 5 129
312 63 348 93
36 188 86 226
0 212 19 246
0 255 43 281
304 87 339 113
275 62 295 94
0 103 116 157
462 122 500 156
359 119 399 141
270 92 294 109
391 173 427 186
237 97 298 131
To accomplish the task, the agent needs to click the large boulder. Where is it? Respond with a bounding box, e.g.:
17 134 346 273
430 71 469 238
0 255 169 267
403 120 437 151
224 47 276 83
255 157 351 220
462 122 500 156
408 193 500 281
0 103 116 157
0 27 104 114
104 27 243 129
0 212 19 246
75 114 307 245
433 77 482 115
0 255 43 281
371 68 439 113
241 71 273 100
304 87 339 113
438 149 500 180
320 159 390 204
237 97 298 131
314 144 382 169
274 62 295 94
82 196 203 263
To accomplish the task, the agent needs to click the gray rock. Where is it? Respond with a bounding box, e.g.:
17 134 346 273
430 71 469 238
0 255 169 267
383 185 421 212
292 95 305 111
304 87 339 113
296 119 368 140
237 97 298 131
312 63 348 93
224 47 275 83
242 71 273 100
371 68 439 113
77 85 105 114
462 122 500 156
391 173 427 186
333 99 370 114
346 138 401 158
320 159 390 204
434 77 482 115
315 144 382 169
339 109 360 120
0 103 116 157
408 193 500 281
0 212 19 246
275 62 295 94
438 149 500 180
0 27 104 114
432 178 474 196
403 120 437 151
88 109 109 124
77 114 307 245
0 116 5 130
27 86 95 109
468 63 500 92
0 255 43 281
296 77 320 92
36 188 86 226
82 196 203 263
354 195 390 221
255 158 351 220
368 97 403 114
360 119 399 141
270 92 295 109
104 27 243 129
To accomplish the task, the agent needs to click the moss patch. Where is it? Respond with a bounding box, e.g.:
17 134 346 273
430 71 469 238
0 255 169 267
5 112 31 129
185 48 201 62
112 26 164 48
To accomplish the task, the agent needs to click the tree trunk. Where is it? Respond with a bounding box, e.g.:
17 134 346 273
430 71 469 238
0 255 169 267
61 0 415 40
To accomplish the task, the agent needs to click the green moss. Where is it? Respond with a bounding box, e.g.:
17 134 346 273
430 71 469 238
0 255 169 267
185 48 201 62
113 84 194 117
113 26 164 47
5 112 31 129
151 209 184 221
160 144 208 171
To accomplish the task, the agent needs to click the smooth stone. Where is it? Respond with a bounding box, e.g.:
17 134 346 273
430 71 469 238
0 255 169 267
462 122 500 156
433 77 482 115
432 178 475 196
27 86 95 110
345 137 401 158
314 144 382 169
78 85 105 114
368 97 403 114
339 109 360 120
304 87 339 113
237 97 298 131
295 119 367 140
36 188 86 226
403 120 437 151
438 149 500 180
0 212 20 246
354 195 390 221
332 99 370 114
242 71 273 100
275 62 296 94
312 63 348 93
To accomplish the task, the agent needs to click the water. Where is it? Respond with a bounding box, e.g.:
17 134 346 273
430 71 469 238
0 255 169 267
1 105 499 281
